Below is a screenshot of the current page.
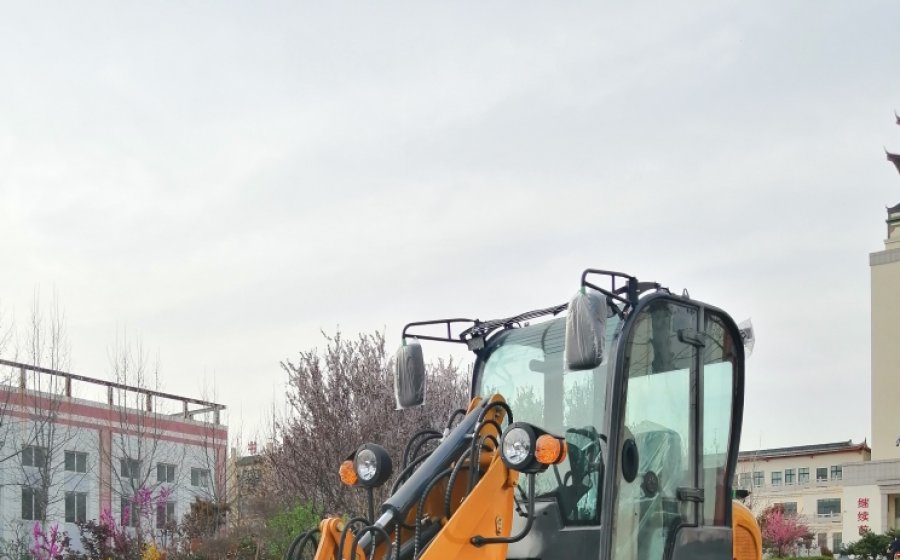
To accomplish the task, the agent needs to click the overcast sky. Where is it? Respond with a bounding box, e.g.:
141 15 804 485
1 1 898 451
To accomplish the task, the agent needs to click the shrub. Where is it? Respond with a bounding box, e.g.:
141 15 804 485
265 503 319 560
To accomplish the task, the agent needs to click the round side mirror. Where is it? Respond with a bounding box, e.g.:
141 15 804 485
394 340 426 409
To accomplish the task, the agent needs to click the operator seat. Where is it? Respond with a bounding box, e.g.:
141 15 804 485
558 426 603 521
633 425 684 560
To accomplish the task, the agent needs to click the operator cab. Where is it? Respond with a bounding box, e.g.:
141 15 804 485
401 270 745 560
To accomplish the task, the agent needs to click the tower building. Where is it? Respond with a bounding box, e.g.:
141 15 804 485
870 116 900 460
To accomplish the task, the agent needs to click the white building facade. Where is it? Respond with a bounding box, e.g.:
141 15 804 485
0 360 227 551
735 441 870 554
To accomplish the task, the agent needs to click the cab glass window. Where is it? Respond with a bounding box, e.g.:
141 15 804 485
477 315 618 524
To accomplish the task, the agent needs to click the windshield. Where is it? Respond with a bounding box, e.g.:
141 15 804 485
474 314 620 524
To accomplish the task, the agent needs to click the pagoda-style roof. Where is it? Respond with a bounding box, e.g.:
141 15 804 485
888 150 900 176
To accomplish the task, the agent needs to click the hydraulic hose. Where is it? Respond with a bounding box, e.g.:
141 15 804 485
358 401 491 551
466 418 504 492
413 467 453 560
338 517 372 560
350 526 393 560
408 434 442 467
402 430 441 468
391 450 434 495
443 447 473 520
445 408 466 431
284 528 320 560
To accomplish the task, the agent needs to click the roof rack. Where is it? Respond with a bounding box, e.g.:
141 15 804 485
400 268 665 352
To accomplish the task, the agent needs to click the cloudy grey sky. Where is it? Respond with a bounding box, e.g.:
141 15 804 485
1 1 898 450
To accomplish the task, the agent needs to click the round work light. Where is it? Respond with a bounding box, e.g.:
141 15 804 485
351 443 393 488
502 426 534 466
356 448 379 482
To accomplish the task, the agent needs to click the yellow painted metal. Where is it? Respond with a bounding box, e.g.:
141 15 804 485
419 453 519 560
309 394 515 560
312 517 344 560
312 517 388 560
732 501 762 560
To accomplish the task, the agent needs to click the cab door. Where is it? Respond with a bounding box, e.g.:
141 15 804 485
609 298 698 560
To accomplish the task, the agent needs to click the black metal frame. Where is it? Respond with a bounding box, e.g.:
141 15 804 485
399 269 664 354
400 318 479 345
579 268 663 315
597 292 746 560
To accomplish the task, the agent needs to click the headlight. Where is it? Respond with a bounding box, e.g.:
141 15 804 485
341 443 393 488
356 448 378 482
502 427 533 466
500 422 567 473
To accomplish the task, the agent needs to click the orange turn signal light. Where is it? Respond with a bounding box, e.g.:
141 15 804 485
535 434 567 465
339 460 358 486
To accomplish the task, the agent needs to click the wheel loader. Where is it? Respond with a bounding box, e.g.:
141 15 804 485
287 269 762 560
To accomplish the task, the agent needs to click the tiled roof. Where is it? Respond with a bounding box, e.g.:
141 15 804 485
738 440 869 461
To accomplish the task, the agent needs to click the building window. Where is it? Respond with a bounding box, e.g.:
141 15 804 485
120 458 141 480
832 532 842 553
782 502 798 515
817 498 841 518
22 446 47 468
784 469 796 485
65 492 87 523
753 471 764 487
818 533 827 549
65 451 88 473
738 472 751 488
121 497 140 527
157 463 176 483
831 465 842 480
191 468 210 488
156 501 176 529
798 467 810 484
771 471 782 486
816 467 828 482
21 488 45 520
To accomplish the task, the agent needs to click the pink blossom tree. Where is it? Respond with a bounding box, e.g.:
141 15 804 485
30 521 63 560
760 505 811 557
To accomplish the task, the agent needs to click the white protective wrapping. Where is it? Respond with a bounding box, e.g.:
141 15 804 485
613 423 686 560
564 289 608 371
394 340 426 409
634 422 684 499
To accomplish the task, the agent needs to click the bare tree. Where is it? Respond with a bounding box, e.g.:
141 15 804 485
269 330 468 517
99 332 184 551
183 380 229 540
11 290 81 531
97 333 229 555
0 301 22 464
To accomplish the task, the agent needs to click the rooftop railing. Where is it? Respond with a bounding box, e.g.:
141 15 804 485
0 358 225 423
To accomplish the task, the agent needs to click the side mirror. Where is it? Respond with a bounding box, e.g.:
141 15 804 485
394 340 426 409
564 289 608 371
